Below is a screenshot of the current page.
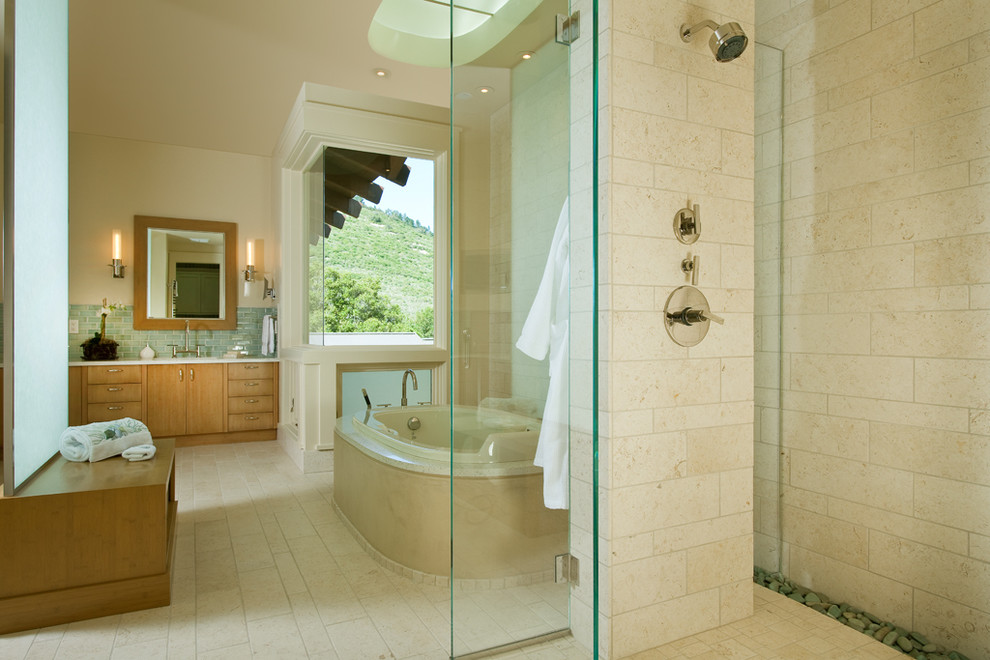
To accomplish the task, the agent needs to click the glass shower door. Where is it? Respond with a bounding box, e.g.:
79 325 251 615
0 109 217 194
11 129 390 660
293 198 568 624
449 0 582 655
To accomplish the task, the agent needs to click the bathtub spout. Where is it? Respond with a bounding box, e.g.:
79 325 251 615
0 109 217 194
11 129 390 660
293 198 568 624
400 369 418 407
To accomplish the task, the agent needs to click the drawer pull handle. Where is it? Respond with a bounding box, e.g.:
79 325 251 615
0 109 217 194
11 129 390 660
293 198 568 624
246 382 260 387
246 399 259 403
107 387 123 392
245 365 260 370
107 405 124 411
246 416 259 421
179 368 183 382
106 368 123 373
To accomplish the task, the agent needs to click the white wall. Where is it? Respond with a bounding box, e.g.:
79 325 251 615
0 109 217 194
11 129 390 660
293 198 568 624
68 133 274 307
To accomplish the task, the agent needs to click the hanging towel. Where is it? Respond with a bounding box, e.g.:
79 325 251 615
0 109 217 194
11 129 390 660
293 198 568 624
59 418 153 463
262 315 277 355
516 199 570 509
121 444 157 461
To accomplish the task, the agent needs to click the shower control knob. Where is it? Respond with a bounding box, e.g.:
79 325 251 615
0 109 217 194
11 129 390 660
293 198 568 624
663 285 724 347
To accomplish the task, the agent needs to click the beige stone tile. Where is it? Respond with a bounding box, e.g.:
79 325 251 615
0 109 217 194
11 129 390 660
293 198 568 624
723 130 755 180
788 449 914 515
871 531 990 611
688 78 755 135
827 497 969 556
613 108 722 171
612 552 687 615
780 505 868 568
916 234 990 287
687 424 753 475
790 244 914 294
827 395 970 432
720 357 754 403
870 422 990 486
790 354 914 401
872 0 942 28
612 234 694 287
915 0 990 54
612 311 690 361
829 163 969 211
613 31 655 66
972 284 990 309
612 590 720 658
718 580 755 627
828 286 970 313
915 474 990 536
780 484 828 518
611 474 721 538
786 545 913 624
326 616 391 660
611 358 722 411
614 157 657 188
874 57 990 137
653 164 755 203
790 131 915 199
720 469 753 517
652 401 754 434
780 410 869 461
615 58 687 119
782 312 870 355
915 108 990 169
783 99 870 163
654 513 754 556
872 310 990 358
871 184 989 246
916 357 990 408
972 533 990 562
688 313 753 359
780 208 870 258
914 590 990 660
612 431 688 488
687 535 752 594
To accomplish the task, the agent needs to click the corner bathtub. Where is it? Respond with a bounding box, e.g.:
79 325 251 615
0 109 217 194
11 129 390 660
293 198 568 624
333 405 567 582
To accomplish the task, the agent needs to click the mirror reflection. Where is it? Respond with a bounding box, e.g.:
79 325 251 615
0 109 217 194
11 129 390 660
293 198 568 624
146 228 225 319
133 216 237 330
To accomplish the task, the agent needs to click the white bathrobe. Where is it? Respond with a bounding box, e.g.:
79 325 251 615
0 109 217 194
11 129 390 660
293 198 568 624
516 200 570 509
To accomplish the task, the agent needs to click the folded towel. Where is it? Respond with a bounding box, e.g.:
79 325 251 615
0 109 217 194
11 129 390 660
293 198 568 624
121 444 157 461
59 418 153 462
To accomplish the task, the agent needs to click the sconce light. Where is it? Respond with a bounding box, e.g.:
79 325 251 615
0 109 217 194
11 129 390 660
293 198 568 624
244 239 257 282
110 230 125 278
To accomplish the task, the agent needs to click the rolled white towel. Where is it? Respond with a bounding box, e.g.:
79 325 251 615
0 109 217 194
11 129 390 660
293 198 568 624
121 444 157 462
59 418 153 462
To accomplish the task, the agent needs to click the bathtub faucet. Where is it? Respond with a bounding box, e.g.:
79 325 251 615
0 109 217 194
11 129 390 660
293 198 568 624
400 369 418 407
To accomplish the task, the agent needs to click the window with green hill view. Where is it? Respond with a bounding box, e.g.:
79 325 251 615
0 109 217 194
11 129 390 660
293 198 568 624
308 156 436 343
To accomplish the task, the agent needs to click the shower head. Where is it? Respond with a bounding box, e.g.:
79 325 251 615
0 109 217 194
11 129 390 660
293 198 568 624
680 20 749 62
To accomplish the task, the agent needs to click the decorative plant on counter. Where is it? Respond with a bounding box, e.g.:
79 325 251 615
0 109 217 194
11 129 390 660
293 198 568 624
81 298 124 361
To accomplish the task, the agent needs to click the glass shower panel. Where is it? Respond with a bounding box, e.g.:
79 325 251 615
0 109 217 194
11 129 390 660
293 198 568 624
450 0 576 655
753 43 784 575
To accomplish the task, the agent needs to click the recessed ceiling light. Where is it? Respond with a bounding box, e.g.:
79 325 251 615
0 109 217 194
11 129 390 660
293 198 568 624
374 68 390 78
519 51 534 60
477 86 493 94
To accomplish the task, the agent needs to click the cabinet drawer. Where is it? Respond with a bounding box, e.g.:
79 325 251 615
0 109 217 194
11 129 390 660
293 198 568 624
228 362 274 380
88 365 142 384
87 401 142 422
227 413 273 432
228 395 273 414
87 383 142 403
228 379 273 396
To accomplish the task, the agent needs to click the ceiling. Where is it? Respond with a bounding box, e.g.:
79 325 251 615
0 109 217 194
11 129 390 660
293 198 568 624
68 0 456 157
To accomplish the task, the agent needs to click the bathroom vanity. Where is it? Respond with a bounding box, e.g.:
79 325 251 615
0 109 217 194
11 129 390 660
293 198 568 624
68 358 278 445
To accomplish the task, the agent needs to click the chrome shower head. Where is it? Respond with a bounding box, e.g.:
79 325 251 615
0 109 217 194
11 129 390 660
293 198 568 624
680 20 749 62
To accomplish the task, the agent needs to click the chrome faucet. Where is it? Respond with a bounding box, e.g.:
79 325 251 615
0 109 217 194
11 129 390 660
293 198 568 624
400 369 418 407
169 320 202 358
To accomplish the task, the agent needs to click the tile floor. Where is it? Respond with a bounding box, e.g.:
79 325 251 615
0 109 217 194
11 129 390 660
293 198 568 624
0 442 907 660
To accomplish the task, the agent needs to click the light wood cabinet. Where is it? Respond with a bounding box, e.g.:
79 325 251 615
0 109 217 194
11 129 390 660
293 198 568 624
146 363 225 437
85 365 144 422
228 362 278 432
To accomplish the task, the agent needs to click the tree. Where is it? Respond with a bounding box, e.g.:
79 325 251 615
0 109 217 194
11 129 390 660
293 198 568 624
319 267 411 332
413 306 434 339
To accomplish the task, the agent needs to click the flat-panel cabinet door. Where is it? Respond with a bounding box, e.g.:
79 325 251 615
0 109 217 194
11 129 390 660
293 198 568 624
146 364 186 437
187 363 225 434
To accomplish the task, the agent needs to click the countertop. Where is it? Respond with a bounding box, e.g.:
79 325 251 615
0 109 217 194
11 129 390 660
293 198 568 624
69 356 279 366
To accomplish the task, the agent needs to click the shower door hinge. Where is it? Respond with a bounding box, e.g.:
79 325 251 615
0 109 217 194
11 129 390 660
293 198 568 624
555 553 579 585
556 11 580 45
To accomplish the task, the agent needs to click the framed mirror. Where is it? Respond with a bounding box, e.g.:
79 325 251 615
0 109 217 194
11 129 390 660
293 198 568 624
133 215 238 330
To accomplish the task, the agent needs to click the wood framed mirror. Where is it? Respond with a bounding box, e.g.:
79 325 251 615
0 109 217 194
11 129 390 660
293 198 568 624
133 215 238 330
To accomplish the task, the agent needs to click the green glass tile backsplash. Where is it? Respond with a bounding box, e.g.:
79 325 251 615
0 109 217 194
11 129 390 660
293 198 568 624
68 305 277 360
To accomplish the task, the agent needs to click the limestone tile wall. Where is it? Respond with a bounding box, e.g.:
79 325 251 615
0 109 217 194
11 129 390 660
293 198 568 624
600 1 756 657
757 1 990 658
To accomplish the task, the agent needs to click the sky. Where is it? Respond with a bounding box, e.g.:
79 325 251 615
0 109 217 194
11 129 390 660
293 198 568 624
372 157 435 231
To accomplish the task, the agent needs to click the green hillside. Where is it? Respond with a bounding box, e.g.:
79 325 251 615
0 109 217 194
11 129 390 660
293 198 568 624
309 204 435 334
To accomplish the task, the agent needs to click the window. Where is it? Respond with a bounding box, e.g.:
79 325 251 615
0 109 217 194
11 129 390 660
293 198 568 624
306 146 437 346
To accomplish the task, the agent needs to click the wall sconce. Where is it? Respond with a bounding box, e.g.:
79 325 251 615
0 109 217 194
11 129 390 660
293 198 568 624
244 239 257 282
110 230 125 278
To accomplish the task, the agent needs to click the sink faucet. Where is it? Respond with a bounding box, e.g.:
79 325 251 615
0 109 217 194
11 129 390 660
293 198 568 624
169 320 202 358
400 369 418 407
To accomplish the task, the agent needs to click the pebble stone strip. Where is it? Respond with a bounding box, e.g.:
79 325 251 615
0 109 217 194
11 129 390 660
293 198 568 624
754 567 972 660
